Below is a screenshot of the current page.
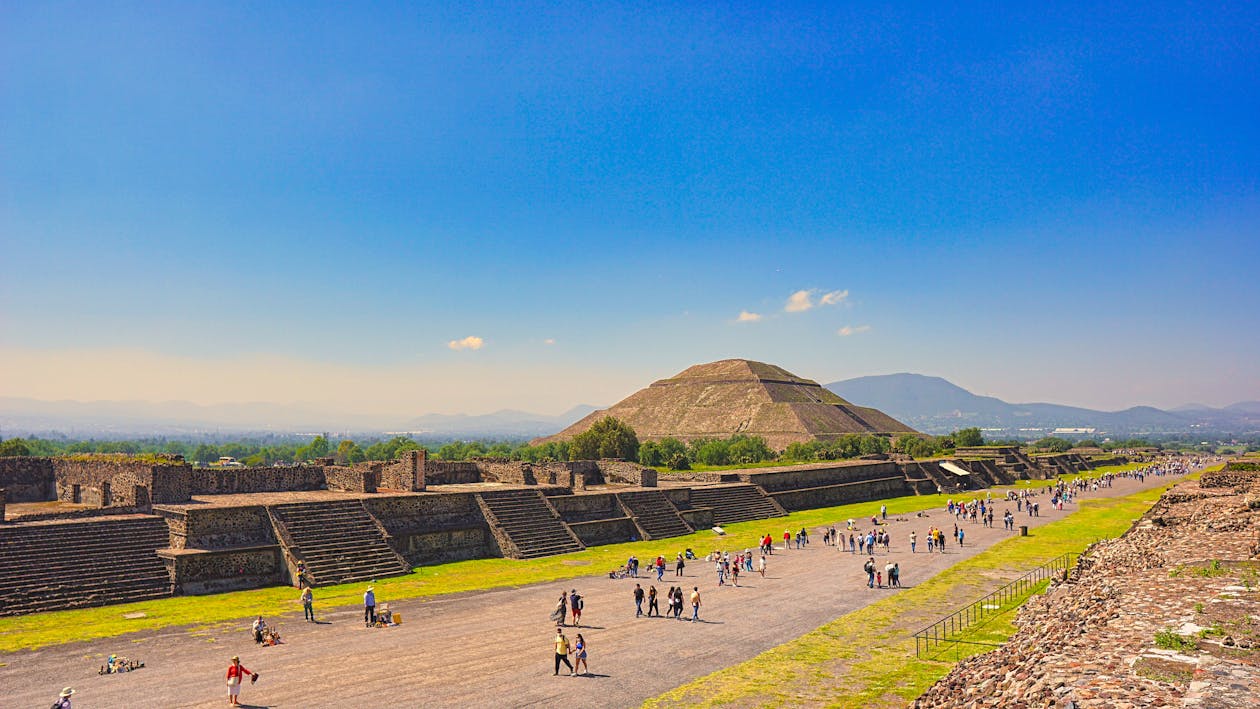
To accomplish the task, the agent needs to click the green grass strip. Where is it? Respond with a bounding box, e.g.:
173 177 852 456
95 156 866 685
0 463 1146 654
644 469 1202 709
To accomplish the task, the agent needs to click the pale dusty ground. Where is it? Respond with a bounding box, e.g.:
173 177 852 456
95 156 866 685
1 474 1182 708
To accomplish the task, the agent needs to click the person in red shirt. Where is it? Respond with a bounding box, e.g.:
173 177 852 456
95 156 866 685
225 656 256 706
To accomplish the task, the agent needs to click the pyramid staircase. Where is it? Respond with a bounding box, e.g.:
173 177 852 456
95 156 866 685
616 490 693 540
0 516 172 616
688 484 787 526
267 501 410 586
475 489 584 559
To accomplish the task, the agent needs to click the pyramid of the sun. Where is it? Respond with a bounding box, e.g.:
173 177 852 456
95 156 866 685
538 359 916 450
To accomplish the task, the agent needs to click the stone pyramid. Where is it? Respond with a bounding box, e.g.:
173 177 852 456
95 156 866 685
538 359 916 451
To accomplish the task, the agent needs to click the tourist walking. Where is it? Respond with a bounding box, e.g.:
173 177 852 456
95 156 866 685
648 585 660 617
225 656 257 706
52 687 75 709
864 557 876 588
553 627 575 676
909 531 917 553
300 587 314 622
633 584 645 617
551 592 567 624
364 586 376 627
690 586 701 621
675 552 685 577
958 528 965 547
574 633 589 676
759 554 766 577
569 589 583 627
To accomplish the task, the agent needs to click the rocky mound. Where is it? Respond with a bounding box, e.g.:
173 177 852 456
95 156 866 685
534 359 915 450
914 469 1260 709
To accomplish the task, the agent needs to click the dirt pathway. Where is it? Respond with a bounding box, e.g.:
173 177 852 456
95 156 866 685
1 473 1185 708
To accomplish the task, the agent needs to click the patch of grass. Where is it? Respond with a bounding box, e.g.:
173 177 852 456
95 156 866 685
1154 629 1198 652
645 474 1200 709
1194 559 1227 578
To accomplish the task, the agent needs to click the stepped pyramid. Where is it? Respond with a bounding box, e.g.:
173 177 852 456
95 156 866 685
538 359 915 450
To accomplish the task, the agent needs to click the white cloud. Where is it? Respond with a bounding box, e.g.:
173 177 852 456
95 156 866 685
447 336 484 351
543 338 556 345
837 325 871 337
784 290 814 312
736 310 763 322
820 289 849 306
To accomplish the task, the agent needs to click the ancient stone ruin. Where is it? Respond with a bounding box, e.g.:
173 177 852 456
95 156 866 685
914 462 1260 708
0 447 1103 617
535 358 917 450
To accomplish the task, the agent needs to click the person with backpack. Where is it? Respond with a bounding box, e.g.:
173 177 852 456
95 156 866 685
864 557 876 588
569 589 583 627
52 687 75 709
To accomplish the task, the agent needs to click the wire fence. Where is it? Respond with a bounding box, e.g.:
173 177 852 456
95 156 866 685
913 553 1078 658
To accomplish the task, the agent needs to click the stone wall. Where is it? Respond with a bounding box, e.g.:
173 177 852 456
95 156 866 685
678 507 714 530
53 455 192 508
425 461 482 485
364 494 492 565
187 465 326 494
324 463 379 493
568 517 637 546
739 461 900 492
159 547 285 595
769 475 912 511
155 505 276 550
380 450 426 491
476 460 538 486
1200 467 1260 490
549 492 625 523
598 461 657 487
0 457 55 502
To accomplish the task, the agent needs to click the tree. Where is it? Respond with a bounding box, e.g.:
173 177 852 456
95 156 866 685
193 444 219 465
728 435 774 464
335 439 366 465
637 441 663 467
296 435 331 461
0 438 31 457
569 417 639 461
1033 437 1072 453
954 428 984 447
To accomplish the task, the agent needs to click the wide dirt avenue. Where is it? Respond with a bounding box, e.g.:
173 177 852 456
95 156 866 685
3 473 1182 708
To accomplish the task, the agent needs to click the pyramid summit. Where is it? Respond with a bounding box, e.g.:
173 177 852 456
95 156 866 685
537 358 916 450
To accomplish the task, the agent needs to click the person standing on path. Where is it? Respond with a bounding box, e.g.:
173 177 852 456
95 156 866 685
553 627 575 676
225 656 256 706
364 586 377 627
881 504 887 521
573 633 588 676
864 557 876 588
759 554 766 578
301 586 314 622
909 531 917 553
958 528 965 547
675 553 685 577
783 530 791 549
690 587 701 621
53 687 75 709
648 585 660 617
633 584 645 617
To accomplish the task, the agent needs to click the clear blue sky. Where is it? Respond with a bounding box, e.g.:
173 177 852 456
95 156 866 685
2 2 1257 415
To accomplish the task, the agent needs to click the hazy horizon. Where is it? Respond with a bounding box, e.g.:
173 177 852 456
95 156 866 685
3 4 1258 416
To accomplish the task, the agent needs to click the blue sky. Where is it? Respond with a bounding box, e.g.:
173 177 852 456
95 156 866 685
2 2 1258 415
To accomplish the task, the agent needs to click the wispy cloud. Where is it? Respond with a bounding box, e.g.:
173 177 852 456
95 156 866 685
837 325 871 337
785 288 849 313
735 310 763 322
447 336 485 351
784 290 814 312
543 338 556 345
820 289 849 306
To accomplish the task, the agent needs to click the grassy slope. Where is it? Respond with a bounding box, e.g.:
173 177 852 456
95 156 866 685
643 468 1199 708
0 463 1144 655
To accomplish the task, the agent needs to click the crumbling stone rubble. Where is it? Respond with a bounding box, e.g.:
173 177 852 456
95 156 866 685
913 471 1260 709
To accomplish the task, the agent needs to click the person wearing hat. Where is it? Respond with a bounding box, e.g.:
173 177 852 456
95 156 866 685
225 656 256 706
53 687 75 709
364 585 377 627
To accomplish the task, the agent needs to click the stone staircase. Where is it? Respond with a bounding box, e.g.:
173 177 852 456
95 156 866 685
268 501 410 586
475 489 584 559
0 516 172 616
688 484 787 526
616 490 693 540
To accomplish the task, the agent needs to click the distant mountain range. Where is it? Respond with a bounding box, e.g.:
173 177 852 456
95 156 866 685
826 374 1260 437
0 397 598 440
